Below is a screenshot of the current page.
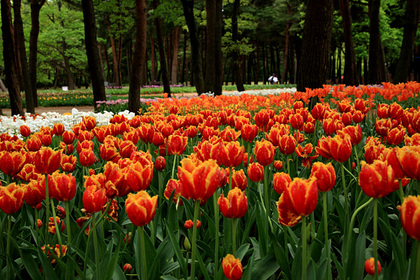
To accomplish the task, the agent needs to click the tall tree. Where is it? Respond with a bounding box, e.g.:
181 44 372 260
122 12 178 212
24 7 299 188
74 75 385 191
152 0 171 96
82 0 106 107
368 0 388 84
14 0 35 113
180 0 205 94
231 0 245 91
204 0 223 95
128 0 147 114
2 0 24 116
393 0 420 83
281 2 291 84
296 0 333 108
339 0 359 85
29 0 46 107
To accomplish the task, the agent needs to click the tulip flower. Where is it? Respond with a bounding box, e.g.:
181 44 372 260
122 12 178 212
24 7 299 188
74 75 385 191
283 177 318 217
168 135 188 155
365 257 381 276
276 194 302 227
35 147 62 174
222 254 243 280
359 160 399 198
83 177 107 213
0 151 26 176
41 244 68 264
0 183 24 215
155 156 166 171
219 141 245 168
218 187 248 219
164 179 183 204
25 176 46 207
241 123 259 142
62 131 76 145
52 123 65 137
48 171 77 202
396 146 420 181
125 191 158 280
231 169 247 191
310 162 336 192
247 162 264 183
125 191 158 227
184 219 201 229
398 195 420 240
273 172 291 195
254 139 275 167
178 158 223 203
60 154 77 173
125 160 153 192
20 125 31 137
79 148 96 167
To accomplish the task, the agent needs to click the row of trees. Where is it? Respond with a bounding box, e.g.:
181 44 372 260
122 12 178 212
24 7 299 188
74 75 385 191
1 0 420 115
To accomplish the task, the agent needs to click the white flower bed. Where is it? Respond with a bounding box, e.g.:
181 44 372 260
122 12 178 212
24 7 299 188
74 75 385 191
0 88 296 136
223 87 297 96
0 108 135 137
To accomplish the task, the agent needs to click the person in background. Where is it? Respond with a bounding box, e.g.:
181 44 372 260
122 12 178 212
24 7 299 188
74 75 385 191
272 74 279 84
268 74 274 84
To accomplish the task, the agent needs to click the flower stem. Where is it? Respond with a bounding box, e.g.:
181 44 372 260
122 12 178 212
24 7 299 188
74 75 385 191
171 154 178 180
416 240 420 280
34 208 39 246
45 174 50 244
373 198 378 280
138 226 148 280
213 192 219 277
158 171 163 206
190 200 200 280
302 215 307 280
323 192 331 280
50 199 63 257
65 201 71 246
6 214 11 280
340 162 349 225
232 218 237 256
263 165 269 213
92 213 100 280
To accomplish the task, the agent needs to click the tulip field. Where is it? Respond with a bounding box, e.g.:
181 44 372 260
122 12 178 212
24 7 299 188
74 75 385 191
1 82 420 280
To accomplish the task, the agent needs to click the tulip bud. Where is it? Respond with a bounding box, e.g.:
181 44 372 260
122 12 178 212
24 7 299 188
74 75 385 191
184 236 191 251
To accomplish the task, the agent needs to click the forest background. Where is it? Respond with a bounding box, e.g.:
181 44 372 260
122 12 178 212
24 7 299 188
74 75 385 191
1 0 419 115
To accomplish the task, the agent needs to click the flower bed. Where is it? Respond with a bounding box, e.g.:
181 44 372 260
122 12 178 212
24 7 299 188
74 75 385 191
0 82 420 279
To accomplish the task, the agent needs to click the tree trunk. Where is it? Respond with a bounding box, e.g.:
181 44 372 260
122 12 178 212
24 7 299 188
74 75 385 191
128 0 147 114
339 0 358 85
150 36 157 83
204 0 223 95
180 0 205 94
231 0 245 91
2 0 24 116
107 15 120 86
13 0 35 113
171 26 181 85
103 42 111 82
0 78 7 92
368 0 388 84
296 0 333 109
262 43 267 84
255 42 259 84
82 0 106 107
181 30 187 84
281 3 290 84
393 0 420 83
153 0 171 95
